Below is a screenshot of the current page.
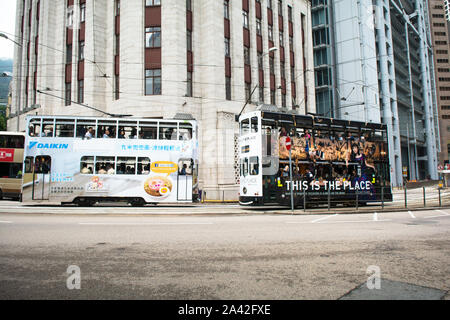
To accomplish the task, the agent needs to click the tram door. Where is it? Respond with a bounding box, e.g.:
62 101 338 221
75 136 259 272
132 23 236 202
177 159 193 202
32 156 51 200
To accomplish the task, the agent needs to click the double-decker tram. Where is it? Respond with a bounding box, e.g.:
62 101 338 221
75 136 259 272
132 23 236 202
238 108 392 207
22 116 199 206
0 132 26 200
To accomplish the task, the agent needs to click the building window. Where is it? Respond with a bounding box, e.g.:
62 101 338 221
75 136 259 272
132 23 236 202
270 56 275 74
187 30 192 51
80 3 86 22
268 25 273 41
115 0 120 15
280 62 285 79
65 83 71 106
146 0 161 6
244 47 250 65
225 76 231 100
243 11 249 29
278 0 282 16
282 93 286 107
146 27 161 48
78 80 84 103
279 32 284 46
115 75 120 100
270 90 275 105
224 0 229 19
225 38 230 57
66 44 72 64
259 86 264 103
268 0 272 9
145 69 161 95
245 83 252 101
187 71 193 97
256 19 262 35
186 0 191 11
78 41 84 61
288 5 292 21
258 53 263 69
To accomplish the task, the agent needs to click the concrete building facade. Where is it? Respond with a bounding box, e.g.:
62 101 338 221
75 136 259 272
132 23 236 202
311 0 440 186
8 0 315 199
429 0 450 164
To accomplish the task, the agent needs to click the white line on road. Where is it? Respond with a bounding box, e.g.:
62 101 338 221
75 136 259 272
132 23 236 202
424 215 450 219
311 214 338 223
318 219 392 224
373 212 378 221
78 222 214 226
435 210 450 216
408 211 416 219
0 220 13 224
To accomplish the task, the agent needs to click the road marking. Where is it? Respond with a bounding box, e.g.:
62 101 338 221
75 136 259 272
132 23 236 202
0 220 13 224
78 222 214 226
373 212 378 221
311 214 338 223
435 210 450 216
408 211 416 219
424 214 450 219
320 219 391 224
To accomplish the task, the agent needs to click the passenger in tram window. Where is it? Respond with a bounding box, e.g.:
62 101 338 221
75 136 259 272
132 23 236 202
280 127 287 137
179 164 187 175
130 128 137 139
108 126 116 138
85 127 94 139
98 166 107 174
138 131 144 140
126 166 134 175
142 165 150 175
81 164 91 174
103 130 111 138
118 129 125 139
106 164 115 175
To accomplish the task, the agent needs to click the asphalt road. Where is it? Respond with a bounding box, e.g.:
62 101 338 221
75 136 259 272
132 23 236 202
0 209 449 300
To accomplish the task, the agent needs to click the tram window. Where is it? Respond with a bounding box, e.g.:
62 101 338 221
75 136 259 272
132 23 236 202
76 120 96 139
55 120 75 137
34 156 51 174
80 156 94 174
96 156 115 175
240 118 250 136
140 121 158 140
243 158 249 177
116 157 136 175
159 122 178 140
137 157 151 175
0 163 23 178
179 123 192 140
97 121 117 139
42 119 55 137
118 121 138 139
249 157 259 175
178 159 193 176
28 119 41 137
251 117 258 133
0 135 24 148
25 157 34 173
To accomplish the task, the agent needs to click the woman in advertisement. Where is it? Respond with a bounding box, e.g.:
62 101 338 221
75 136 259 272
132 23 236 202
349 143 376 200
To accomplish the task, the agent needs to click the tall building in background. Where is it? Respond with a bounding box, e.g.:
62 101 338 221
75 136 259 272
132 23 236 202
311 0 440 186
429 0 450 164
8 0 315 199
445 0 450 20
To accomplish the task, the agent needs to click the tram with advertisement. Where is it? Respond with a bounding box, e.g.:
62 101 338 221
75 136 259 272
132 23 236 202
22 116 199 206
0 132 27 200
238 107 392 207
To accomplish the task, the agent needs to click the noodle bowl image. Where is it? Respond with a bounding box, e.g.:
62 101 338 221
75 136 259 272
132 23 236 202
144 176 173 197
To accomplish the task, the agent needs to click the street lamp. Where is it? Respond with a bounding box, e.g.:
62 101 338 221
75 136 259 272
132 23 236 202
236 47 278 120
0 33 22 47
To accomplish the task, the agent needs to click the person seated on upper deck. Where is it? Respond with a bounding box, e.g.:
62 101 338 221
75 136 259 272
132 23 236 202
85 127 94 140
98 166 107 174
138 131 144 140
46 128 54 137
130 128 138 139
106 164 115 175
81 164 91 174
118 129 126 139
103 130 111 138
126 166 134 175
280 127 288 137
179 164 187 175
142 165 150 175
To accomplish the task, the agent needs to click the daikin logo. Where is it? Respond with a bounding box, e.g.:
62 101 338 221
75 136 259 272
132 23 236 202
29 142 69 150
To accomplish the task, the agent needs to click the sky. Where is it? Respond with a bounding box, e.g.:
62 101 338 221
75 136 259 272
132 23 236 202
0 1 17 59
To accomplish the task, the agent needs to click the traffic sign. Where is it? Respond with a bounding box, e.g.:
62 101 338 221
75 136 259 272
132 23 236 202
285 136 291 151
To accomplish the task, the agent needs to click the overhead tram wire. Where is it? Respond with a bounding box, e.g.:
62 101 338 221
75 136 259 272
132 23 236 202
36 89 132 118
